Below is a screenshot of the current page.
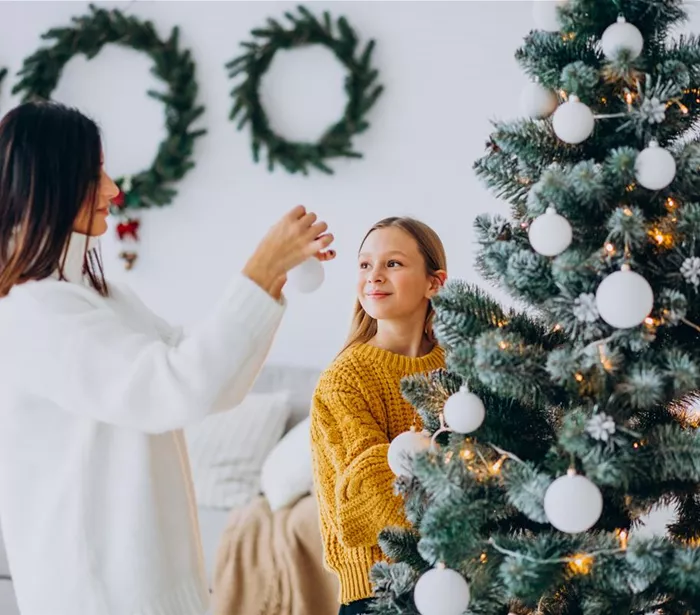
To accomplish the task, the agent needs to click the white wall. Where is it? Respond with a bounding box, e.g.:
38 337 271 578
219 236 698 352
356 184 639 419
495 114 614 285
1 0 697 369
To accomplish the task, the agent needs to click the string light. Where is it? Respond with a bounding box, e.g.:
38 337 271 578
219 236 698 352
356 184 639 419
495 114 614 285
666 197 678 211
604 242 616 255
489 457 506 475
623 207 633 216
480 552 488 564
625 184 636 192
460 447 474 460
568 554 594 575
574 373 584 382
498 340 509 350
624 91 635 105
616 529 629 550
553 323 563 332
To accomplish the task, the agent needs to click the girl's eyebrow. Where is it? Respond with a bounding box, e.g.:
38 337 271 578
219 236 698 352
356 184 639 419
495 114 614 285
359 250 409 258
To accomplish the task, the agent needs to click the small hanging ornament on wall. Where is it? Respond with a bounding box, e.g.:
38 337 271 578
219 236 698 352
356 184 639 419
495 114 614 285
112 175 141 271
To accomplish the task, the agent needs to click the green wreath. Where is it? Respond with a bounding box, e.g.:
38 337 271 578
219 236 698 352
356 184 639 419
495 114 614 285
13 4 205 214
226 5 383 175
0 66 7 106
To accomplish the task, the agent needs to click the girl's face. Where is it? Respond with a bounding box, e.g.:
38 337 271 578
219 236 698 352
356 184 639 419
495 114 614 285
357 226 445 323
72 161 119 237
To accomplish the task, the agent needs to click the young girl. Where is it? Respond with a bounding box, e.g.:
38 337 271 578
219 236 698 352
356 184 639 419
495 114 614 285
0 101 334 615
310 217 448 615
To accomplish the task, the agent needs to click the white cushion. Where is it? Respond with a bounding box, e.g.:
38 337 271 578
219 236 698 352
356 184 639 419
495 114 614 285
260 416 313 511
185 391 291 509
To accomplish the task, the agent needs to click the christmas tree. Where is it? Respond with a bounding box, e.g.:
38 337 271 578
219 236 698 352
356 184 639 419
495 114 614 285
371 1 700 614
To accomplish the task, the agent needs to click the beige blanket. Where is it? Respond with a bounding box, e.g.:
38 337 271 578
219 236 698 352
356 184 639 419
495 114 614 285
212 495 340 615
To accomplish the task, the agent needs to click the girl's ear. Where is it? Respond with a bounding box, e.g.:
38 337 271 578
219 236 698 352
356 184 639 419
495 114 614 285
427 270 447 298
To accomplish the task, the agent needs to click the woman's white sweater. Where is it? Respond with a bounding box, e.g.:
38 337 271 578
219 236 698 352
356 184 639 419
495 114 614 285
0 233 286 615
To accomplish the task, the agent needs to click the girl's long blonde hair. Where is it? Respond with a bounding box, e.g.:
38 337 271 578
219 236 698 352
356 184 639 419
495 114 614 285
342 217 447 353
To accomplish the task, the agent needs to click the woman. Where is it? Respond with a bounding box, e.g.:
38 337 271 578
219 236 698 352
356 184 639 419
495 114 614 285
0 101 334 615
310 217 447 615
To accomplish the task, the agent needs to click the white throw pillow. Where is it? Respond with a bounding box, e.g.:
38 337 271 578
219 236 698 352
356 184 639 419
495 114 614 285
260 415 313 511
185 391 291 509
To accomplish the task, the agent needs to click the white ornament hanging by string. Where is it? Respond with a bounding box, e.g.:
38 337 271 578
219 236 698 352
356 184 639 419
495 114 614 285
443 385 486 434
528 207 573 256
544 469 603 533
387 427 432 478
595 264 654 329
552 95 595 144
287 258 325 293
635 140 676 190
520 80 559 119
414 565 471 615
601 16 644 60
532 0 568 32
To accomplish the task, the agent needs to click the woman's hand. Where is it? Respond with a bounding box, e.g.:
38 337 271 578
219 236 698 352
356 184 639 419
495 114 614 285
243 205 335 298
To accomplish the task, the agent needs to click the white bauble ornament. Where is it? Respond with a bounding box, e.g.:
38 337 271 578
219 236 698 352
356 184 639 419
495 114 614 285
414 565 471 615
552 95 595 144
528 207 573 256
387 428 431 477
287 258 324 293
532 0 568 32
544 469 603 533
635 140 676 190
595 264 654 329
443 386 486 434
601 16 644 61
520 80 558 119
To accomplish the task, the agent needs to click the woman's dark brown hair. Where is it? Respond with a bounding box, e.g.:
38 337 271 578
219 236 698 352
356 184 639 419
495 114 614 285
0 101 107 298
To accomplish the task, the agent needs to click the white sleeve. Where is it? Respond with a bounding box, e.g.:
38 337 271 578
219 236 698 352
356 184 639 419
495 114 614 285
7 274 285 434
110 282 281 412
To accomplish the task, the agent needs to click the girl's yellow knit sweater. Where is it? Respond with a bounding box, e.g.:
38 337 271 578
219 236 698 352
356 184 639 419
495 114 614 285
310 342 445 605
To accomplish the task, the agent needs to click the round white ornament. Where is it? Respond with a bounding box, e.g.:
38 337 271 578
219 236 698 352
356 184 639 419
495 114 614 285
601 16 644 60
635 140 676 190
544 469 603 533
520 80 558 119
443 386 486 434
595 264 654 329
287 258 324 293
552 95 595 144
414 565 471 615
528 207 573 256
532 0 568 32
387 428 431 477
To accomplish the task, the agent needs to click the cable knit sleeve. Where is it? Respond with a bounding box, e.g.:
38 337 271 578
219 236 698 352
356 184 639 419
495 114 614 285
311 373 408 549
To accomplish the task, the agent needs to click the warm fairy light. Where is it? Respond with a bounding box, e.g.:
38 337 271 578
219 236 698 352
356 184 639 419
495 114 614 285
498 341 509 350
624 91 635 105
598 346 614 372
489 457 505 475
604 242 615 255
561 32 576 41
623 207 634 216
568 554 593 575
616 529 629 550
480 552 488 564
679 103 689 114
460 447 474 460
574 373 584 382
644 317 656 327
553 323 563 332
633 442 640 449
600 96 608 104
444 451 454 464
625 184 636 192
666 197 678 211
559 89 568 101
649 228 673 248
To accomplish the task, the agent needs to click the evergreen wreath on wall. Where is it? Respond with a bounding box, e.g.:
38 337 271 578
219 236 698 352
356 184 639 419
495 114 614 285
0 67 7 102
226 5 384 175
13 4 206 269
